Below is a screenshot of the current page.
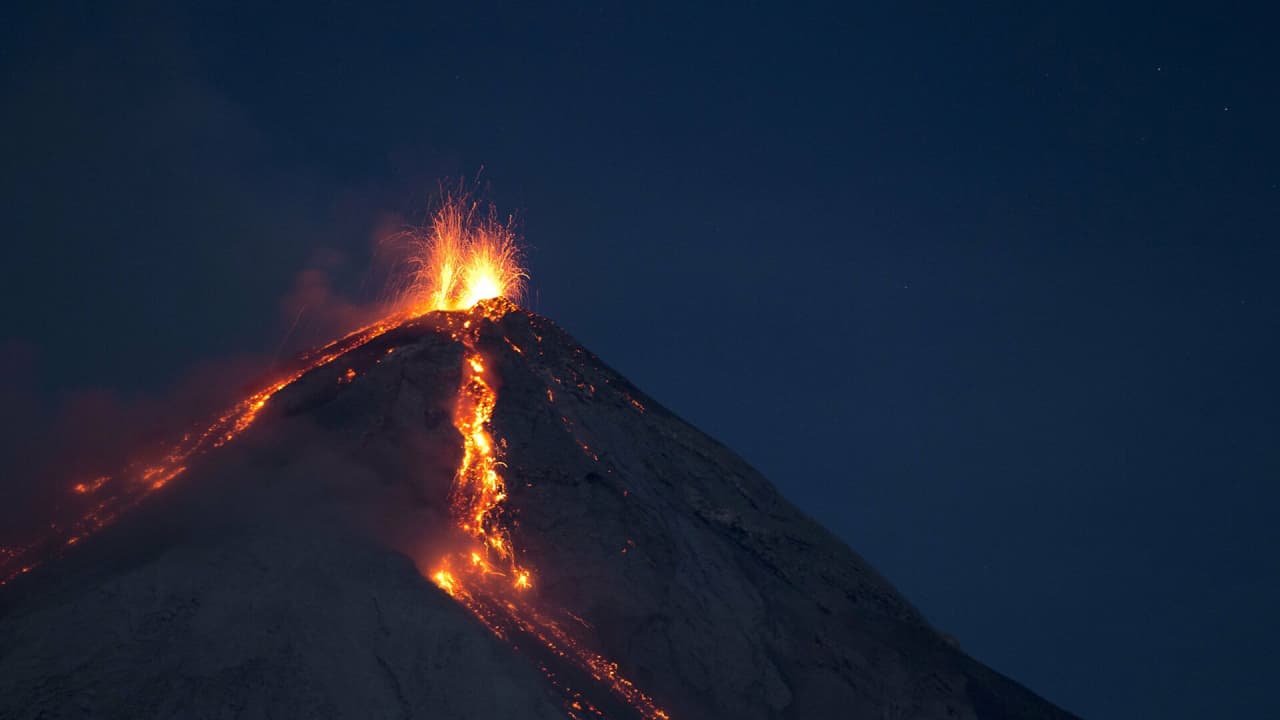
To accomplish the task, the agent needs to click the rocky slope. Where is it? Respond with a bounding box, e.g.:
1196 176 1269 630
0 302 1076 719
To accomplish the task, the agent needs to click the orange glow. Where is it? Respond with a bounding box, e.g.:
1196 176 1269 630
449 334 526 576
141 465 186 490
433 569 458 597
72 476 109 495
430 557 669 720
400 193 526 315
0 315 406 587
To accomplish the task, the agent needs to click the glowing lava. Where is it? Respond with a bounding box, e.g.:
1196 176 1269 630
429 301 669 720
0 314 406 586
400 191 526 314
451 345 526 582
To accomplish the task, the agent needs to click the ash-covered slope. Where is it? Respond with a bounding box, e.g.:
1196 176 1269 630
0 302 1076 720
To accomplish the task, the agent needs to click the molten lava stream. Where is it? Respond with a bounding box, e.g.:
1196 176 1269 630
0 314 408 587
435 567 667 720
431 308 669 720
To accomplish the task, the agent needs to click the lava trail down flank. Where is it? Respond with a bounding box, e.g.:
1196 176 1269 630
0 315 405 586
431 301 669 720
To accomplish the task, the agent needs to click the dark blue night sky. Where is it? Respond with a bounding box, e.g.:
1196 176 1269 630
2 3 1277 717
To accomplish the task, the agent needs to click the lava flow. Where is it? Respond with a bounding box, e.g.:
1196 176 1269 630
0 314 405 586
429 303 669 720
0 192 669 720
411 200 667 718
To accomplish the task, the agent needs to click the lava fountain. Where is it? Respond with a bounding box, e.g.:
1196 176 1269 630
397 191 526 314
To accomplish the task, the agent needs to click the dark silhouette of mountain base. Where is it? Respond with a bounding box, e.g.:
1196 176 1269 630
0 301 1077 719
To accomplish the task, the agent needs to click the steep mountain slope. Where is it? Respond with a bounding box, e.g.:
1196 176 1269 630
0 301 1076 719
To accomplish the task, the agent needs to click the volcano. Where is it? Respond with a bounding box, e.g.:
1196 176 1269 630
0 299 1076 720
